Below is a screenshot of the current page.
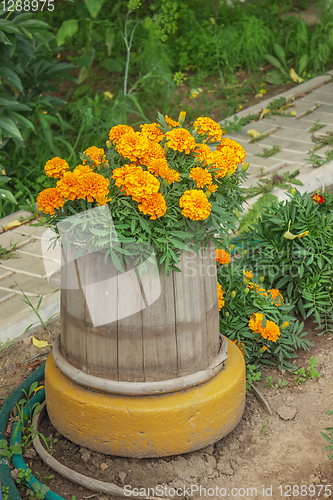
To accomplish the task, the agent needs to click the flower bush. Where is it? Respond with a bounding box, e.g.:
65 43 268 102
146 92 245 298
237 189 333 334
36 113 248 275
216 250 313 370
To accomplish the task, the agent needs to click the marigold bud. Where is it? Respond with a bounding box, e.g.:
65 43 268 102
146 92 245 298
106 140 112 149
231 290 236 298
225 311 229 317
291 188 296 195
281 321 289 329
230 244 235 252
178 110 186 127
243 249 247 256
242 162 249 171
244 288 249 294
259 276 265 282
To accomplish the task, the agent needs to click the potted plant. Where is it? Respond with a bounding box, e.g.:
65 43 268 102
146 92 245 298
37 112 248 457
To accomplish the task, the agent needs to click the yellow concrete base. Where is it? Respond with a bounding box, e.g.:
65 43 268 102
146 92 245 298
45 338 246 458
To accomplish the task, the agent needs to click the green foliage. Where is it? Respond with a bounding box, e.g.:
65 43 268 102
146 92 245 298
246 364 262 391
217 256 313 370
277 377 288 388
31 482 50 499
321 411 333 460
1 485 9 500
266 375 274 388
16 468 32 490
294 357 320 385
238 190 333 333
242 170 303 200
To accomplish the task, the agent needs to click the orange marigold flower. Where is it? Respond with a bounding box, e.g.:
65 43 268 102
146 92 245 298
94 193 112 206
232 339 245 355
36 188 65 215
138 193 167 219
249 312 264 334
206 183 218 194
139 141 167 169
140 123 165 143
215 249 231 265
311 192 324 204
217 282 225 310
121 169 160 202
261 320 281 342
112 164 141 190
82 146 106 167
77 172 110 203
148 161 180 183
56 171 80 201
165 128 196 154
189 167 213 188
116 132 150 163
193 116 223 142
192 143 214 166
243 269 253 281
179 189 211 221
217 138 246 164
108 124 135 144
73 164 92 176
267 288 284 306
164 115 179 128
208 148 238 178
44 157 69 179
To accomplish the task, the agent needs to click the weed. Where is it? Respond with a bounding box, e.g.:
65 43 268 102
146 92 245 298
1 485 9 500
16 285 58 335
277 377 288 388
260 416 269 439
310 122 325 132
250 132 270 144
246 364 262 391
266 375 274 388
16 468 32 490
0 338 14 353
321 410 333 460
0 242 18 260
294 357 321 385
257 145 281 158
308 150 333 168
243 170 303 199
30 482 50 499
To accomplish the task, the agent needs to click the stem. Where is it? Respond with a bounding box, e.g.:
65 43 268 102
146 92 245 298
122 11 138 96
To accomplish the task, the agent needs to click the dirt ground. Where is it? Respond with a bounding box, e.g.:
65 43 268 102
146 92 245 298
1 317 333 500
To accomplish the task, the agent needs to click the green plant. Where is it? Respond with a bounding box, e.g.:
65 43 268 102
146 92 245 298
1 485 9 500
310 122 325 132
265 43 308 84
238 189 333 333
257 145 281 158
266 375 274 388
294 366 307 385
260 416 269 439
16 468 32 490
242 170 303 199
246 364 262 391
294 357 320 385
30 482 50 499
0 241 18 259
277 377 288 388
0 337 14 353
16 285 58 335
321 411 333 460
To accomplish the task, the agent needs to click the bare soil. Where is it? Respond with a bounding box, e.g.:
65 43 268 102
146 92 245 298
1 317 333 500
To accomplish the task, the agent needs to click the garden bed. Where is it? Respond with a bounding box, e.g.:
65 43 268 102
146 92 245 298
1 317 333 500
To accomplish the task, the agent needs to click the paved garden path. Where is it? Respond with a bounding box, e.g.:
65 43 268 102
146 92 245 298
1 72 333 343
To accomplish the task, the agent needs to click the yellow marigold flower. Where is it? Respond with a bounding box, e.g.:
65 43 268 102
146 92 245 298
108 124 135 144
165 128 196 154
268 288 284 306
243 269 253 281
215 249 231 265
82 146 106 167
192 143 214 166
233 339 245 355
164 115 179 128
179 189 212 221
77 172 110 203
73 164 92 176
217 138 246 164
206 183 218 194
261 320 281 342
193 116 223 142
189 167 213 188
138 193 167 220
44 157 69 179
56 171 80 201
217 282 225 310
95 193 112 206
122 169 160 202
249 313 264 334
281 321 289 329
140 123 165 143
36 188 65 215
116 132 150 163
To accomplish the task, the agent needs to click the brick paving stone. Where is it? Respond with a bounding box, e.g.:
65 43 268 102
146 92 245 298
303 91 333 105
264 163 313 179
272 129 313 144
0 254 47 277
315 82 333 93
11 223 52 239
312 125 333 137
246 156 287 172
287 99 318 117
258 136 313 153
263 116 313 131
0 273 56 296
0 231 33 249
313 145 333 157
0 289 15 302
313 104 333 114
272 150 311 163
301 110 333 124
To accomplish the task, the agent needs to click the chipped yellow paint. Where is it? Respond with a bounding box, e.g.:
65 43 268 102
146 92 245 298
45 337 246 458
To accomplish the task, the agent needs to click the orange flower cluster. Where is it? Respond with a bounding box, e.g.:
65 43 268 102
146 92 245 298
165 128 197 154
248 313 281 342
44 157 69 179
189 167 213 188
179 189 212 221
217 282 225 310
108 124 134 144
83 146 106 167
193 117 223 142
311 192 324 204
215 249 231 265
232 339 245 355
140 123 165 143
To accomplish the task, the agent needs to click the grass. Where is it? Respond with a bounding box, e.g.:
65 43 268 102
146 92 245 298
257 145 281 157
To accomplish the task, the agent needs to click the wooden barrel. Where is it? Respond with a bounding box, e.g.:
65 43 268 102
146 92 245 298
59 239 221 383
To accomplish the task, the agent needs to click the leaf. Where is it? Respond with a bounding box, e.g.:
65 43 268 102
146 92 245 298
0 116 23 141
264 54 289 77
290 68 304 83
247 129 261 138
0 67 23 92
274 43 287 68
56 19 79 46
78 67 89 85
298 54 308 75
84 0 105 18
0 188 16 204
32 337 51 348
